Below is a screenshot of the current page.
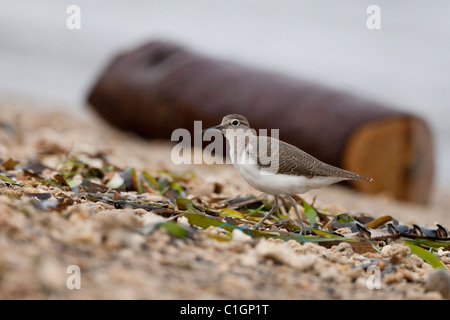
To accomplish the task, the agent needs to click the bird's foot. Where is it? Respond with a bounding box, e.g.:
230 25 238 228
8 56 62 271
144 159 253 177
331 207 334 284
252 219 269 230
251 195 279 230
296 223 312 235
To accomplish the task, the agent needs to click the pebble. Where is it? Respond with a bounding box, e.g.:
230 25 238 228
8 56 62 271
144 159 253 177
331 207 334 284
425 269 450 299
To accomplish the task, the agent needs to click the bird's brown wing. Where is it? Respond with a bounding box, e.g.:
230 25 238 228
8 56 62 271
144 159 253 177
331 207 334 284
259 138 371 181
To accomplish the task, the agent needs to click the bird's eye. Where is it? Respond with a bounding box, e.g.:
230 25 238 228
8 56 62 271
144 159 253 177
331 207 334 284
231 119 240 126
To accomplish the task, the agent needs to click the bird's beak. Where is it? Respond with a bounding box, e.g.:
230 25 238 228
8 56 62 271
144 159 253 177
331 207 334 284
201 124 225 133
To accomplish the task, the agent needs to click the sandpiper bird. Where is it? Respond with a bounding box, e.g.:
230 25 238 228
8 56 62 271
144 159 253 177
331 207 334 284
203 114 372 232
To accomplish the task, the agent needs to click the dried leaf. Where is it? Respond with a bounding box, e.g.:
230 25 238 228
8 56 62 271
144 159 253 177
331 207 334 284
1 158 19 170
130 168 143 193
183 213 225 230
176 198 201 214
176 198 193 210
111 199 167 212
158 177 170 194
312 228 345 239
0 174 17 185
167 181 185 198
106 172 125 189
365 215 393 229
403 238 450 250
347 241 380 253
356 224 372 238
67 176 83 188
53 173 70 187
303 201 318 225
118 168 134 190
30 196 73 211
21 161 52 176
112 190 125 201
85 167 104 179
436 224 450 239
245 204 266 218
142 171 159 190
329 215 361 232
158 221 189 238
223 196 262 209
25 193 52 201
404 242 446 269
220 208 245 219
81 180 109 193
336 213 355 223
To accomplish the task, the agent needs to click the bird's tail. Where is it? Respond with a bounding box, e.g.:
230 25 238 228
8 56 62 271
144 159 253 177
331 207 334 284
354 175 373 182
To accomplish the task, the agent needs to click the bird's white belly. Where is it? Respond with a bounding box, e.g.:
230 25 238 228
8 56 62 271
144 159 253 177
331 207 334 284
234 162 346 195
228 138 346 195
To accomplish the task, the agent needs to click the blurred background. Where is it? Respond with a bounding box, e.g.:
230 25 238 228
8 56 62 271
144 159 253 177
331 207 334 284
0 0 449 189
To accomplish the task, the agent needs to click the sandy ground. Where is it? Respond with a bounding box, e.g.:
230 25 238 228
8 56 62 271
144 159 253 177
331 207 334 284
0 103 449 300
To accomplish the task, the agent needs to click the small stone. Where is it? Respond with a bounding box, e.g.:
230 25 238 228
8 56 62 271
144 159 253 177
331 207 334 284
381 244 410 264
320 265 341 281
288 241 327 256
141 211 166 225
383 270 404 284
410 254 424 268
105 229 145 250
231 228 252 243
239 253 258 267
255 239 292 265
398 269 415 282
425 269 450 299
335 227 352 234
63 222 101 244
36 256 67 293
255 239 317 270
134 208 148 216
293 253 318 271
177 216 190 227
331 242 354 258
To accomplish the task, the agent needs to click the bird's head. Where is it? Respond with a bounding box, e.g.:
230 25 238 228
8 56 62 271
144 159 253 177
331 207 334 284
202 114 250 134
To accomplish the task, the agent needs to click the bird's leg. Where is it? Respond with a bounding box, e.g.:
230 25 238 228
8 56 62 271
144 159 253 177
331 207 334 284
252 195 279 229
287 195 306 234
